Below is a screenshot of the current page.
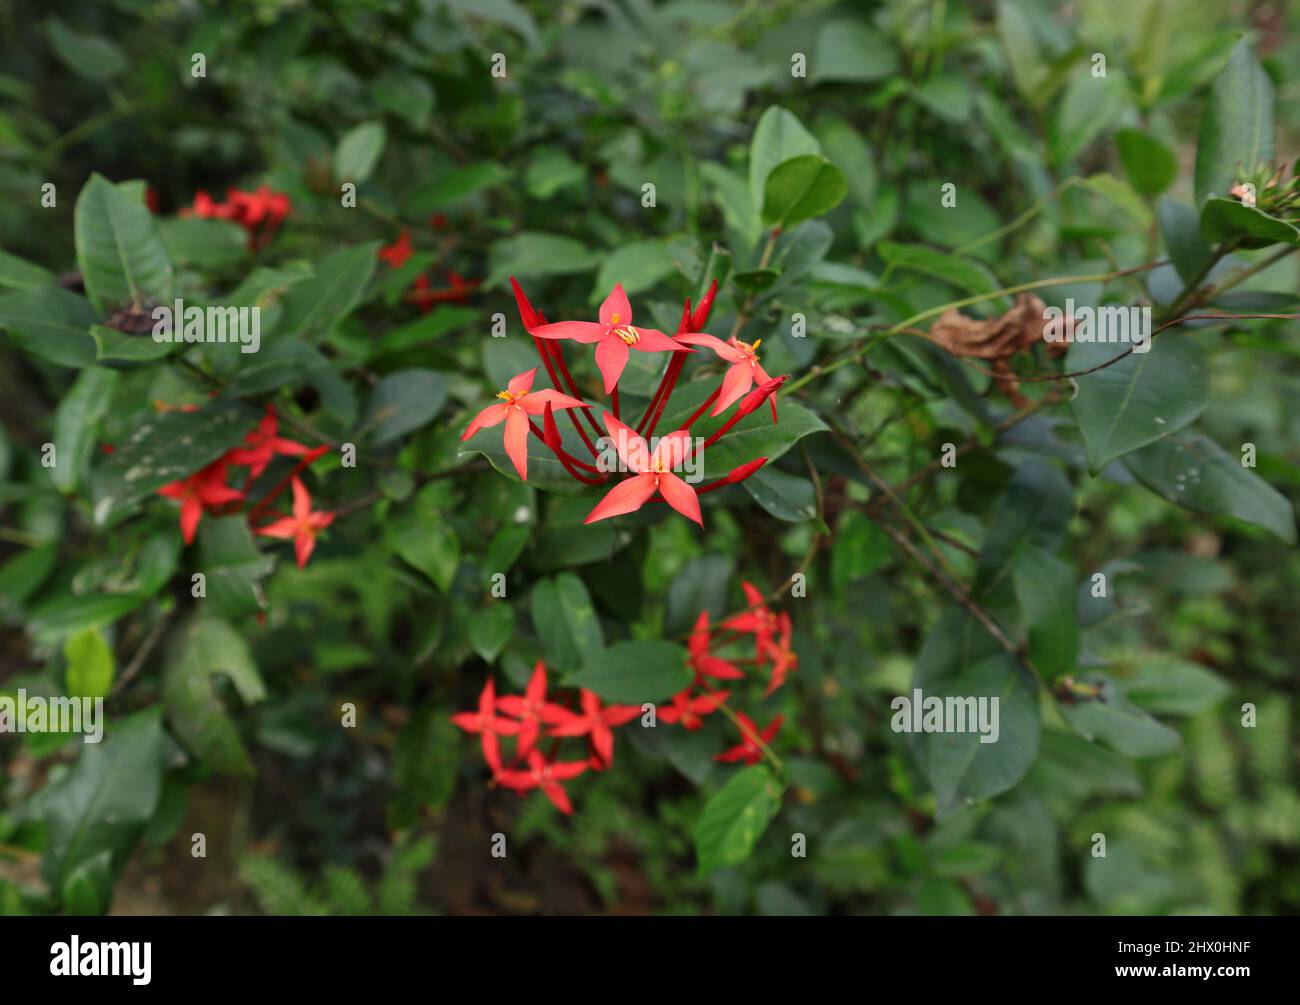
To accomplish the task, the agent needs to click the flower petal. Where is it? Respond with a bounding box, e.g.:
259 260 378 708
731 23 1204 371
711 362 755 415
650 429 692 471
599 283 632 327
584 473 657 523
503 406 530 481
519 388 588 414
531 321 606 343
657 472 703 526
630 327 689 353
600 412 649 473
461 402 510 440
676 333 745 362
593 336 630 394
507 367 538 396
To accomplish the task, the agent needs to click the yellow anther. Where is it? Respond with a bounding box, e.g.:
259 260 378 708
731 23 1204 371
610 312 621 325
615 325 640 346
496 390 516 402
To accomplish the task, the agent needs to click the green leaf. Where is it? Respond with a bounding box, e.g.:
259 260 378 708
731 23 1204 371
910 610 1042 820
0 248 54 291
90 398 260 525
359 369 449 445
748 106 820 211
334 121 387 183
51 366 119 493
565 640 690 704
1059 677 1181 757
1123 428 1296 543
47 19 126 82
761 155 847 228
878 241 1002 297
1158 197 1214 284
276 243 379 343
1013 545 1077 681
486 232 597 288
812 19 897 84
163 616 266 776
89 324 176 363
694 765 783 873
388 706 459 827
40 710 163 899
814 115 876 207
469 604 515 663
831 511 890 598
1194 39 1275 205
742 465 816 522
1200 197 1300 248
591 239 684 301
370 69 435 130
198 517 275 620
665 554 733 636
64 628 115 699
227 338 356 424
1069 335 1208 471
74 174 173 313
531 573 604 672
408 163 510 213
1115 128 1178 198
159 218 249 269
0 287 97 367
385 488 460 591
1123 656 1230 716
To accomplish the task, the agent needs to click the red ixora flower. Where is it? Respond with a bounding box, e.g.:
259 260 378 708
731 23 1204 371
722 581 780 656
450 678 519 774
658 688 730 730
156 459 244 545
182 185 291 250
460 367 588 481
495 749 589 815
546 688 640 768
689 610 743 682
378 231 414 269
761 611 797 695
494 662 571 758
226 406 311 479
714 713 783 765
530 283 690 393
676 333 777 419
254 475 335 568
584 413 702 526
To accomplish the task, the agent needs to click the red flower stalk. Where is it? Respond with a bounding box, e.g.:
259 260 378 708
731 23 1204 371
254 475 336 568
546 688 640 768
451 679 520 775
689 611 744 683
714 713 783 765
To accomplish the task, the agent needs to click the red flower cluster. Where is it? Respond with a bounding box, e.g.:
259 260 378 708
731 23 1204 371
453 582 796 814
154 405 333 568
451 663 638 814
181 185 291 250
460 278 784 528
377 231 481 313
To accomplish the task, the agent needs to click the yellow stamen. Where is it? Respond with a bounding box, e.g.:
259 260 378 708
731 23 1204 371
615 325 640 346
610 312 621 325
496 390 516 402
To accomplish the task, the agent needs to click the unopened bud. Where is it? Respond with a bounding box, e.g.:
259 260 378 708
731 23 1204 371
736 374 786 422
727 457 768 484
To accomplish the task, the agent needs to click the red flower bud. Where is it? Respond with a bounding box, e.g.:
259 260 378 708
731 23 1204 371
735 374 786 421
726 457 768 484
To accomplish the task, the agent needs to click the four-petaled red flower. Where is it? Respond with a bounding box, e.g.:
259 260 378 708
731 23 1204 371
530 284 690 393
721 581 779 656
450 679 519 774
494 662 571 757
761 611 797 695
254 476 336 568
460 368 588 481
658 688 730 731
495 749 589 815
156 459 245 545
378 231 414 269
226 407 311 479
714 713 783 765
677 333 777 418
547 688 640 767
584 413 702 526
